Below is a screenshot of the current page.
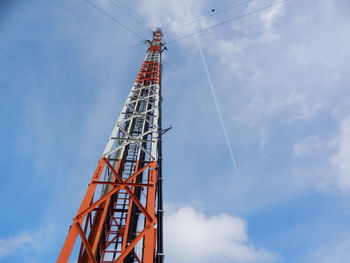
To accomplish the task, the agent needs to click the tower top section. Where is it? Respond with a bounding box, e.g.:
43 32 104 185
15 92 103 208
148 29 163 52
153 29 162 39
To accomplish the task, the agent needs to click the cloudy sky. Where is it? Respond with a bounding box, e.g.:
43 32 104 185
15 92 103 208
1 0 350 262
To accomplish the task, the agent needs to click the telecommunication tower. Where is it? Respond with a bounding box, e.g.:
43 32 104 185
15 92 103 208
57 30 165 263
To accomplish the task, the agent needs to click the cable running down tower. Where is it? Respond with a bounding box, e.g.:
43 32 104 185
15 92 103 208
57 29 165 263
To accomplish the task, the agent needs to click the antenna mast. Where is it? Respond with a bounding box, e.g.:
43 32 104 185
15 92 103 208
57 30 165 263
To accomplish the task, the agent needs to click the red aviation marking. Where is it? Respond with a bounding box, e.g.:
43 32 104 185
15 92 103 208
149 45 161 51
136 61 161 85
154 31 162 37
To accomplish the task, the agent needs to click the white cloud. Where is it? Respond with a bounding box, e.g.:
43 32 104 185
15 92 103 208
293 135 323 156
329 117 350 191
285 92 326 121
164 206 278 263
260 3 284 29
306 238 350 263
0 232 37 260
136 0 206 34
240 91 326 128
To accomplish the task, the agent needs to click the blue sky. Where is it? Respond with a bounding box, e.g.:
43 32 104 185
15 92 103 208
1 0 350 262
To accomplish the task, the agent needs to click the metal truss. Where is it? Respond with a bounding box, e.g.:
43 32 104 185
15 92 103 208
57 30 165 263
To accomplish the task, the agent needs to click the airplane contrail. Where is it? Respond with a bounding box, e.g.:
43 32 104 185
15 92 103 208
195 36 238 170
182 0 237 169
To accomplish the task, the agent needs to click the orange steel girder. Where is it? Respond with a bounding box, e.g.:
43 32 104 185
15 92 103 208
57 159 158 263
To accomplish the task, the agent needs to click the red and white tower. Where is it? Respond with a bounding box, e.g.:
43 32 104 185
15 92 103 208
57 30 165 263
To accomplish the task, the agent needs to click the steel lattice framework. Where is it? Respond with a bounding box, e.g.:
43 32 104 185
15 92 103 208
57 30 165 263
